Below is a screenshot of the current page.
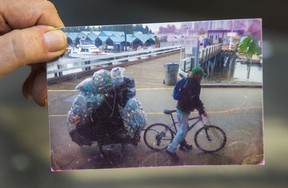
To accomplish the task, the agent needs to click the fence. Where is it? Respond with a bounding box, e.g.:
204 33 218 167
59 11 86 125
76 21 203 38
179 43 223 77
47 45 181 79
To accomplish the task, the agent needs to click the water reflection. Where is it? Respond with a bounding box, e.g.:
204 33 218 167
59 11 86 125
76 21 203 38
204 53 263 84
234 62 262 83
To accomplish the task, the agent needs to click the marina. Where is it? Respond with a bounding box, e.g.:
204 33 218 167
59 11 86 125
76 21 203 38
47 19 262 87
46 19 263 169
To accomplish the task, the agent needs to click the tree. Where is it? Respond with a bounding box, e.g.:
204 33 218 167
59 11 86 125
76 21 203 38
144 26 149 34
133 24 152 34
239 35 261 61
246 19 262 41
158 24 177 34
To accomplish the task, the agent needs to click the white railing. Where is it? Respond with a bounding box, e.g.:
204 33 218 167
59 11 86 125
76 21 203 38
199 43 223 63
47 45 181 78
179 43 222 77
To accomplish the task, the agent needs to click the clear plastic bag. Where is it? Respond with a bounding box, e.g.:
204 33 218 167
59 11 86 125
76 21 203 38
119 97 147 138
92 69 113 94
67 68 146 145
111 67 125 88
75 77 98 95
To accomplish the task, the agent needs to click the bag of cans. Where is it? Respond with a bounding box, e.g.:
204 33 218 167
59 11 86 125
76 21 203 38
110 67 136 107
111 67 125 88
66 93 96 146
119 97 146 138
68 69 113 129
67 93 91 130
67 67 146 145
75 77 99 96
116 76 136 107
92 69 113 94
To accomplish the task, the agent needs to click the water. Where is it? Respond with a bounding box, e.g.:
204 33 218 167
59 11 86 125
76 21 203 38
204 56 263 85
233 62 262 83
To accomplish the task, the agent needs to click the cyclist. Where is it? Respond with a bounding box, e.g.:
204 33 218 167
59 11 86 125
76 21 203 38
166 66 208 162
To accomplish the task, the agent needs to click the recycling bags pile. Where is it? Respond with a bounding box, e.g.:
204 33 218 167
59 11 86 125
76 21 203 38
67 68 146 146
119 98 146 138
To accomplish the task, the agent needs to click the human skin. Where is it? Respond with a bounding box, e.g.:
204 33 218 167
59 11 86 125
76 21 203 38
0 0 67 106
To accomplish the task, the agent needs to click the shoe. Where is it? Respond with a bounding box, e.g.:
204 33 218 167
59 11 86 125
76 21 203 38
179 143 192 152
166 149 180 162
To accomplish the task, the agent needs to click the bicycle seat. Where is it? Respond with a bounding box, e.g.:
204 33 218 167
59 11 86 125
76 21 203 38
163 110 176 114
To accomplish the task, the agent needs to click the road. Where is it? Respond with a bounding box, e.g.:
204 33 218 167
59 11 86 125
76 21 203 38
48 87 263 170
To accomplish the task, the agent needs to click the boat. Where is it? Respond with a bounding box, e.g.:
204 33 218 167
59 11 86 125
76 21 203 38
69 44 108 58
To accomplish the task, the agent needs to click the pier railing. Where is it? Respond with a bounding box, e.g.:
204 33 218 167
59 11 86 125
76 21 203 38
179 43 223 77
47 45 181 79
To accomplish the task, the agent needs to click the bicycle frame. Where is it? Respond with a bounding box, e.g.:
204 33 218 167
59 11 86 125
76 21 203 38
167 112 203 135
143 110 227 153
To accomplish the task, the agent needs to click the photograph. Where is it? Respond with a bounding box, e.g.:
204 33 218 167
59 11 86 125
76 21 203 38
47 18 264 171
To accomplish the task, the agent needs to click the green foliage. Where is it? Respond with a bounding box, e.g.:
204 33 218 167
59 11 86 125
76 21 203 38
64 24 153 34
239 35 261 59
97 24 152 34
96 25 133 34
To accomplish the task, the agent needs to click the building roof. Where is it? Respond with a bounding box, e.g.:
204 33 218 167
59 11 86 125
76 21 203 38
65 31 156 44
77 31 89 39
126 34 137 43
134 34 155 43
87 31 101 40
109 36 124 44
98 31 125 37
96 36 109 42
66 32 79 41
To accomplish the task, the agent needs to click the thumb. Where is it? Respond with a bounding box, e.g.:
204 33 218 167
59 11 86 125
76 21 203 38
0 25 67 78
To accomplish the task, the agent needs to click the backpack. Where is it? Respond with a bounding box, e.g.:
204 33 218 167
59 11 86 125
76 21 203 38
173 78 187 100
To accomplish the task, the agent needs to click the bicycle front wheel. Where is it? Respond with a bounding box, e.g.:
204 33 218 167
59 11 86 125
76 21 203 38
194 125 226 153
144 123 174 151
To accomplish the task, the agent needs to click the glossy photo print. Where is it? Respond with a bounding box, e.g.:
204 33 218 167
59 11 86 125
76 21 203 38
47 18 263 171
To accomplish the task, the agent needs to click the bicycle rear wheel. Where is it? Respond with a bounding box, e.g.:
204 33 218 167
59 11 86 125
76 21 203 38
194 125 226 153
144 123 174 151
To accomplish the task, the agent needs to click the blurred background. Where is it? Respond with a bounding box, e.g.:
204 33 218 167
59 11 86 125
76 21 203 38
0 0 287 187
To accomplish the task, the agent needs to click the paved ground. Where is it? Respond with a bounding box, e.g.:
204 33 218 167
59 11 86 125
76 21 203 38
47 52 264 170
48 87 263 170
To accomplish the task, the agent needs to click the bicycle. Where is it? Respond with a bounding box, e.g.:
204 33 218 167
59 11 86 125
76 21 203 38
143 109 226 153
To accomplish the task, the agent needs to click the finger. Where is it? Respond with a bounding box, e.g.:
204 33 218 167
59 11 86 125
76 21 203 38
22 67 35 101
1 0 64 31
0 15 12 34
22 64 43 101
22 64 48 106
0 25 67 78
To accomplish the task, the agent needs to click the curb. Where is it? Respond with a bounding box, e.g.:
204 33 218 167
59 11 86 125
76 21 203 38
201 84 262 88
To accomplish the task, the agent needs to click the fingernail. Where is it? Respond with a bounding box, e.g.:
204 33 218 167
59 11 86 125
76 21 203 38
44 30 66 52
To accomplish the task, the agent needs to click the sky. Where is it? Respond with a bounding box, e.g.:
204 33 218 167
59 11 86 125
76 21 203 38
141 22 182 33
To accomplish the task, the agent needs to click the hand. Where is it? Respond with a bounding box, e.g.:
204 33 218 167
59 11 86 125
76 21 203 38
0 0 67 106
202 112 208 117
